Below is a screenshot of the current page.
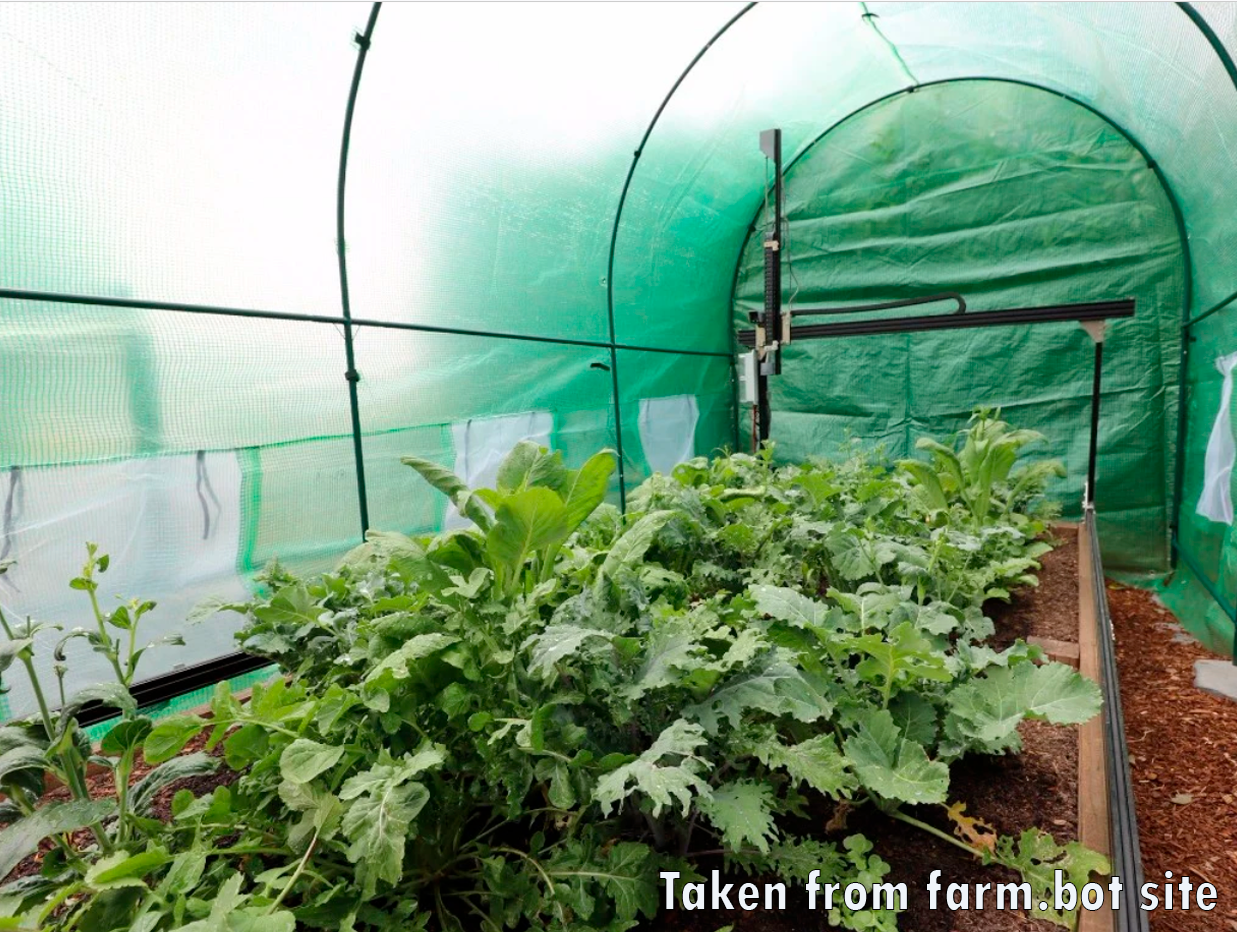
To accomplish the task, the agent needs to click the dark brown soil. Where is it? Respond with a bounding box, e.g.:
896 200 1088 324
2 728 237 883
1110 581 1237 931
987 526 1080 649
662 535 1081 931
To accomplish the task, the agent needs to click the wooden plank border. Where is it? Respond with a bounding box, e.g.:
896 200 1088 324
1078 517 1116 932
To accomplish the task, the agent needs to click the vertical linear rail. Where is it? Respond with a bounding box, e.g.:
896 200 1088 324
336 2 382 538
1086 334 1105 507
756 127 782 444
604 2 756 510
1087 510 1151 932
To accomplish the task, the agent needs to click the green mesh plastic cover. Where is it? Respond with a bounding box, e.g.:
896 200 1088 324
3 0 1237 727
733 81 1185 571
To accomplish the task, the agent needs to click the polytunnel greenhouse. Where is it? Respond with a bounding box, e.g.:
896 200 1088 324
2 2 1237 930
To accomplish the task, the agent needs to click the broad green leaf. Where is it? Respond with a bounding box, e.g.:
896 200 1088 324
87 847 171 890
995 828 1110 928
746 732 856 797
227 908 297 932
898 459 949 512
60 682 136 722
401 454 492 531
947 662 1102 749
251 584 320 629
827 530 895 582
485 487 570 583
594 720 710 817
697 780 778 854
620 618 705 699
523 625 613 681
339 747 444 800
131 753 219 816
0 799 117 879
560 450 617 533
340 753 435 896
843 708 949 804
0 746 45 785
685 655 832 735
160 848 207 896
889 691 939 747
595 510 675 592
279 780 344 850
100 717 153 756
0 639 33 675
848 622 952 696
362 633 458 685
143 715 207 764
176 873 245 932
495 440 548 493
751 586 829 629
280 739 345 784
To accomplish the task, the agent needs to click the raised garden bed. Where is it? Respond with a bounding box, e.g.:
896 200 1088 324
0 419 1121 932
662 524 1113 932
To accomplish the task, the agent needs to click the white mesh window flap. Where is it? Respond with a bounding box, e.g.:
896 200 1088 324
445 411 553 529
638 394 699 477
0 452 249 718
1197 350 1237 524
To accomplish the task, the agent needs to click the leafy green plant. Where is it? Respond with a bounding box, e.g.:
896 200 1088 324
899 407 1066 528
0 422 1106 932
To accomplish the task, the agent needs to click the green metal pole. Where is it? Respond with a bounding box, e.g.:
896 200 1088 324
605 2 756 510
337 2 382 538
0 288 730 360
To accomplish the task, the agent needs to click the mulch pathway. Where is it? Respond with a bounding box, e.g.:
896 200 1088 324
1110 580 1237 931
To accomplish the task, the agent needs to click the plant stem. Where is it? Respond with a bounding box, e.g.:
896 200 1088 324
269 827 318 913
887 808 983 859
86 585 127 685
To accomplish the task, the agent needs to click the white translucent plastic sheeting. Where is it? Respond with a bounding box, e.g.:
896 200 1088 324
638 395 700 476
444 411 553 529
869 0 1237 314
1197 351 1237 524
345 2 744 341
0 452 251 718
0 2 364 311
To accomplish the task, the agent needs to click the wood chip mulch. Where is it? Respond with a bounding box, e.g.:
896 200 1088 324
1110 581 1237 931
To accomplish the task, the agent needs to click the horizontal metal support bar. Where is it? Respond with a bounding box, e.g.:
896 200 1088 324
1183 285 1237 330
75 651 275 727
737 298 1134 347
790 291 966 317
0 287 731 360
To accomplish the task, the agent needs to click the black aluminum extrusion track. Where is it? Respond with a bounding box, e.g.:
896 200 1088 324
74 652 274 727
1087 508 1150 932
737 298 1134 346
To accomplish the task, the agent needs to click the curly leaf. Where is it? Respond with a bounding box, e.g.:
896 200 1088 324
844 708 949 804
697 780 778 854
594 720 710 817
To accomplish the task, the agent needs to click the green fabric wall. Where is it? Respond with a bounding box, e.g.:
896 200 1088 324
733 81 1186 571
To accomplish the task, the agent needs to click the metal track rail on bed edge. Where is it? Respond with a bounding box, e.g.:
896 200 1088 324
1087 508 1150 932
